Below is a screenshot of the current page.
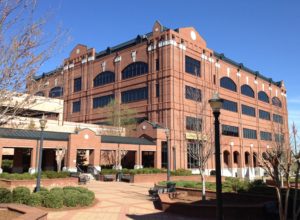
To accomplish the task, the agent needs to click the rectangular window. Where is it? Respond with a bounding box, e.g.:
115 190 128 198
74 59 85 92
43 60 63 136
259 109 271 120
222 125 239 137
72 101 81 113
185 85 201 102
93 94 114 109
156 83 160 97
260 131 272 141
275 133 284 142
222 99 238 112
243 128 257 139
185 56 201 77
187 142 200 168
186 116 202 131
273 114 283 124
161 142 168 169
74 77 82 92
121 86 148 103
213 75 216 85
242 104 256 117
156 58 159 71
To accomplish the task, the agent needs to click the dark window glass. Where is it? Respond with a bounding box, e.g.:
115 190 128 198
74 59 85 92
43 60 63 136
156 83 160 97
49 87 63 98
186 116 202 131
242 104 256 117
185 85 201 102
275 133 284 142
187 141 200 168
222 125 239 137
35 92 44 96
121 87 148 103
220 77 237 92
233 152 239 164
156 59 159 71
185 56 200 77
273 114 283 124
272 97 282 108
243 128 257 139
74 77 82 92
72 101 81 113
122 62 148 79
94 71 115 87
161 142 168 168
222 99 238 112
93 94 115 109
241 84 255 98
260 131 272 141
213 75 216 85
258 91 269 103
259 109 271 120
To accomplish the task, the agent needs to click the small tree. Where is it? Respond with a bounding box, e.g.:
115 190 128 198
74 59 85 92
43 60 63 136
257 125 292 220
55 147 66 172
105 99 137 136
186 86 214 201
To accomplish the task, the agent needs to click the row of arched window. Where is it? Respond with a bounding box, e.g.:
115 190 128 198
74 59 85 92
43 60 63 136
220 77 282 107
35 87 63 98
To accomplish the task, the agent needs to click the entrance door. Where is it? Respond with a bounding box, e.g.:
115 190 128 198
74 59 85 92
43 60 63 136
142 151 154 168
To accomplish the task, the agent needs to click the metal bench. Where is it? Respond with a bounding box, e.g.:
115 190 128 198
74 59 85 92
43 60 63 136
148 182 176 199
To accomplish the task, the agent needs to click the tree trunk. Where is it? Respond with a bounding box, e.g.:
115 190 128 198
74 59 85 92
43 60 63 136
293 163 300 220
284 188 290 220
201 172 206 201
276 187 285 220
57 159 62 172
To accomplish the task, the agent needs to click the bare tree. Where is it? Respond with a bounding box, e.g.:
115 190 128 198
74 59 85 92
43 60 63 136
0 0 65 126
55 147 66 172
105 99 137 136
291 122 300 220
186 86 214 201
257 124 292 220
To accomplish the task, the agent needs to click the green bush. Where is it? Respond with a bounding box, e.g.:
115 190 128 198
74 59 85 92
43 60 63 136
0 172 35 180
63 190 80 207
27 193 42 206
12 187 31 204
0 188 12 203
77 193 93 206
101 169 118 175
171 169 192 176
50 187 64 194
1 160 13 172
43 191 64 208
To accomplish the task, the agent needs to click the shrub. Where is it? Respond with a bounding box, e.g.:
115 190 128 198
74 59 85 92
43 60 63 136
50 187 64 194
0 188 12 203
39 187 48 192
74 187 89 193
171 169 192 176
12 187 31 204
27 193 42 206
43 191 64 208
77 193 93 206
101 169 118 175
0 172 35 180
63 190 80 207
1 160 13 172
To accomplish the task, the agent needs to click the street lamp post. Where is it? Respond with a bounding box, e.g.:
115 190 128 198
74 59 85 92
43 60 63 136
209 93 224 220
35 115 47 192
165 128 171 181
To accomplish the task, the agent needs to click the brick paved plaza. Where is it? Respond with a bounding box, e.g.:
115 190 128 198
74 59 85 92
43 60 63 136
47 181 198 220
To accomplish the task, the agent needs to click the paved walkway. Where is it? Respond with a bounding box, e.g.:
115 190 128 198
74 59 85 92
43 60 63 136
47 181 197 220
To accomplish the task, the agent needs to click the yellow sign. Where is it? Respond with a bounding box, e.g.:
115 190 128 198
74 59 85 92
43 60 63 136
185 133 207 140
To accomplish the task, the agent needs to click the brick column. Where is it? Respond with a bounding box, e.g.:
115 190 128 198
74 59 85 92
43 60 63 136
0 147 3 173
30 147 37 173
155 141 162 169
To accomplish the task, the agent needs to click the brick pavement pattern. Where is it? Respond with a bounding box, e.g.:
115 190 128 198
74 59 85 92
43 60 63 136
47 180 198 220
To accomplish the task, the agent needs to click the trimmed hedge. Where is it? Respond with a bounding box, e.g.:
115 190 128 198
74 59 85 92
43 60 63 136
0 188 12 203
0 186 95 208
0 171 70 180
12 187 31 204
100 168 193 176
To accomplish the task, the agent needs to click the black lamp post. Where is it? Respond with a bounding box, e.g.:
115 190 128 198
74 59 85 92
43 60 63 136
209 92 224 220
35 115 47 192
165 128 171 181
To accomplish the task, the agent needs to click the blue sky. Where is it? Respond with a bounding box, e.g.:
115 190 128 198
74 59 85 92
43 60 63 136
36 0 300 128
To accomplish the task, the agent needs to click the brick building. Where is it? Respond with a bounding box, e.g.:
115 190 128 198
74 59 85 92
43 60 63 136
27 21 288 178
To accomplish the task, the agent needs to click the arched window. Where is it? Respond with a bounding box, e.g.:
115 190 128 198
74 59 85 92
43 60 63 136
223 150 230 166
241 84 255 98
49 87 63 98
94 71 115 87
122 62 148 79
35 91 44 97
245 152 250 166
258 91 269 103
272 97 282 108
233 151 240 165
220 77 237 92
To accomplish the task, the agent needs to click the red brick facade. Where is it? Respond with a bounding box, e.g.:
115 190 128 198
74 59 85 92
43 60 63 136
26 21 288 178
